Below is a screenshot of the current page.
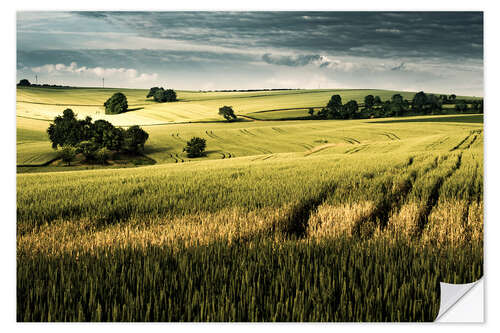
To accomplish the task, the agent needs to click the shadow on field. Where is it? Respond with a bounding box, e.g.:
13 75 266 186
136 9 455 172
127 107 144 112
368 115 483 124
143 146 170 154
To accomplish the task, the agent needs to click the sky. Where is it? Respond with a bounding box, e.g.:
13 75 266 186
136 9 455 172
17 11 483 96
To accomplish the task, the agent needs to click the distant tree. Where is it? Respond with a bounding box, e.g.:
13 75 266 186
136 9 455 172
364 95 375 110
147 87 161 98
341 100 358 119
455 100 468 113
412 91 428 113
218 106 238 121
122 125 149 153
183 137 207 158
374 96 382 106
60 145 77 166
427 94 442 113
18 79 31 87
440 95 449 104
104 92 128 114
389 94 408 116
147 87 177 102
325 94 343 119
308 108 315 117
449 94 457 103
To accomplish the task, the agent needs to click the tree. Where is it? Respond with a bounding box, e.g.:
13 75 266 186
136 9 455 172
308 108 315 117
122 125 149 153
104 92 128 114
94 147 110 165
364 95 375 109
18 79 31 87
449 94 457 103
218 106 238 121
147 87 161 98
47 109 92 149
426 94 442 113
103 126 125 151
325 94 343 119
77 140 99 161
147 87 177 102
412 91 428 113
455 100 468 112
60 145 77 166
341 100 358 119
183 137 206 158
374 96 382 106
389 94 407 116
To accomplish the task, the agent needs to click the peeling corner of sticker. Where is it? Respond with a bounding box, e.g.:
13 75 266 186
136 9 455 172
435 277 483 322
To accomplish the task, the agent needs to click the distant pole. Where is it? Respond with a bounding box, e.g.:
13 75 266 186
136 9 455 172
102 78 104 88
35 75 38 84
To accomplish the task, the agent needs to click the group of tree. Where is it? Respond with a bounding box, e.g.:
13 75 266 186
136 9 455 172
218 106 238 121
147 87 177 103
17 79 72 89
312 91 483 120
47 109 149 165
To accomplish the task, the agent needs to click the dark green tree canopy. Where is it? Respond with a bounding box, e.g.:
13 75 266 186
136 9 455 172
218 106 238 121
183 137 207 158
122 125 149 153
147 87 177 103
147 87 161 98
104 92 128 115
47 109 148 157
18 79 31 86
364 95 375 109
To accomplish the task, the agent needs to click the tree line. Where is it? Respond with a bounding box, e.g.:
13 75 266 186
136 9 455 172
314 92 483 120
47 109 149 165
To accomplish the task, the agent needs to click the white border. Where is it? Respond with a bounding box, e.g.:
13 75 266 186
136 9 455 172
3 1 498 331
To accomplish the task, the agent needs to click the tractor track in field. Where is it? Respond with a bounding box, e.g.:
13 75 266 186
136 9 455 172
414 153 463 237
426 136 449 150
343 137 360 144
345 145 368 154
271 127 286 134
449 130 481 151
205 130 222 140
239 129 257 137
379 132 401 141
351 155 437 239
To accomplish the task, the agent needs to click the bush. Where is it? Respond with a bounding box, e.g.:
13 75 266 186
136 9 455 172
183 137 207 158
77 140 99 161
94 147 110 165
104 93 128 115
60 145 77 166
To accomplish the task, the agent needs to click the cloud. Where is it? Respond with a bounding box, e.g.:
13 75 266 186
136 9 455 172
262 53 331 67
375 28 401 33
261 53 361 72
31 62 158 82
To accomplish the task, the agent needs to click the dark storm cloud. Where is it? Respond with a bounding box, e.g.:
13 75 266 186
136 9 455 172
72 11 483 60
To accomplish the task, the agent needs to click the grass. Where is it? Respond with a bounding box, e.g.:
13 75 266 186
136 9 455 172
16 87 483 322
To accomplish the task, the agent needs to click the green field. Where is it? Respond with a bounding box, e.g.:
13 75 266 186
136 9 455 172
16 87 483 321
